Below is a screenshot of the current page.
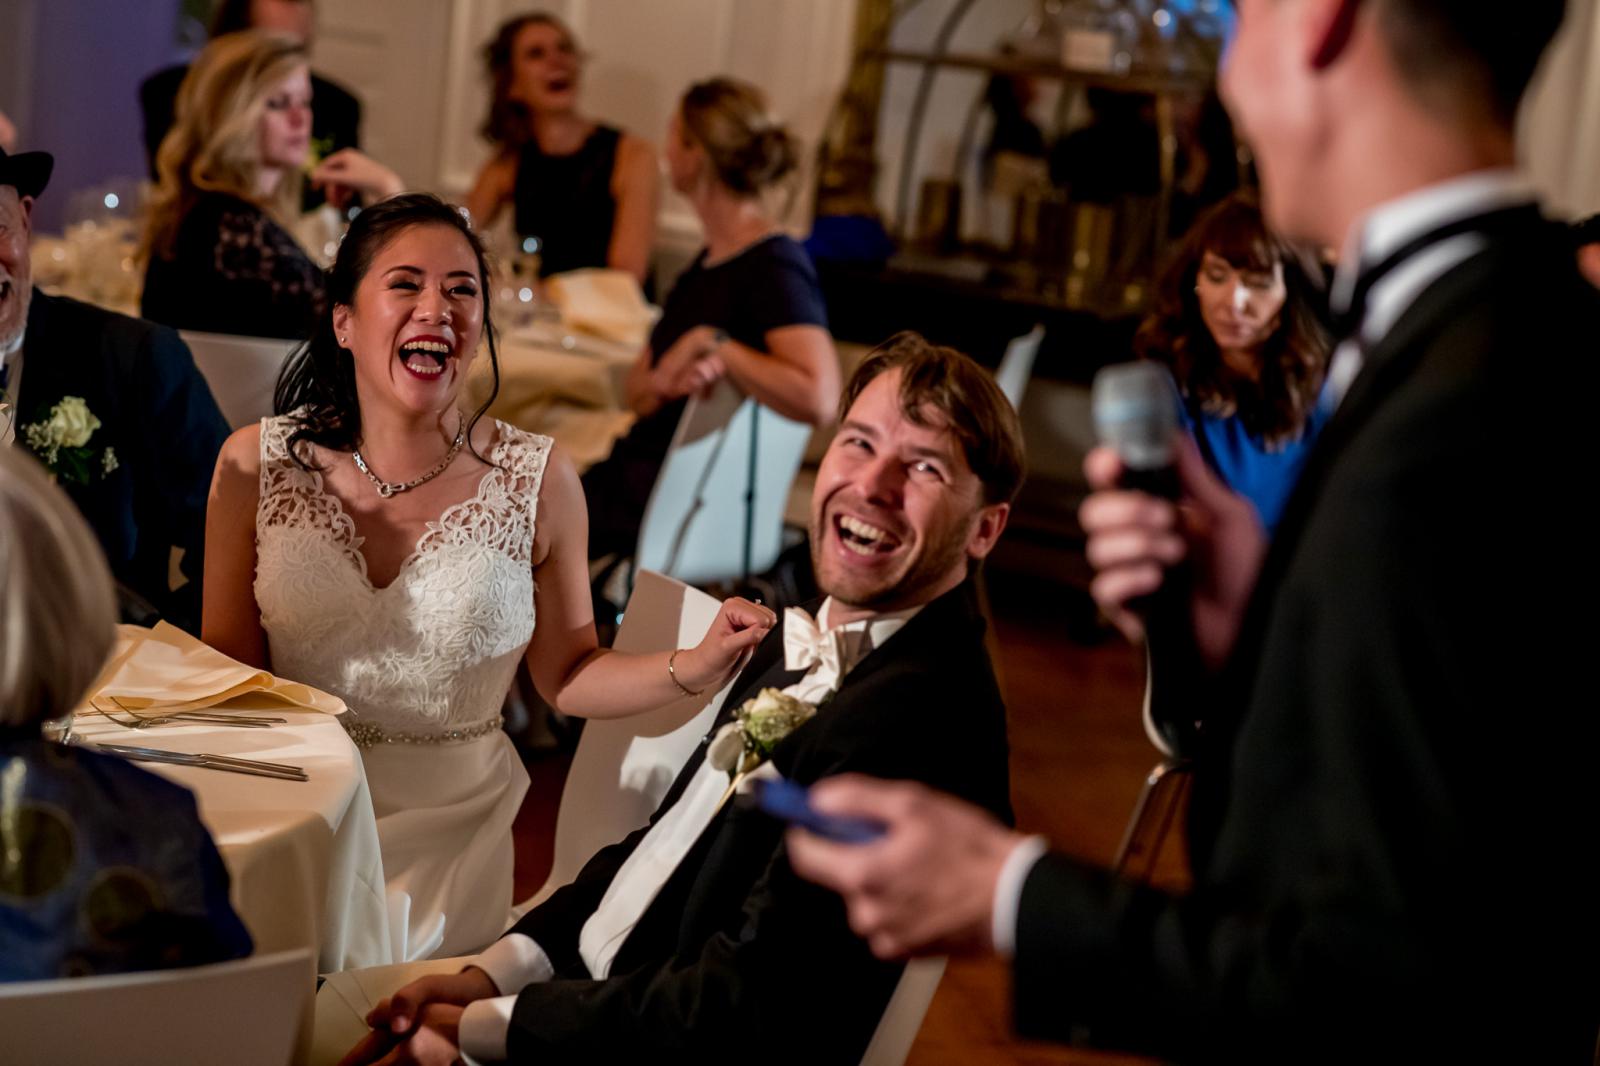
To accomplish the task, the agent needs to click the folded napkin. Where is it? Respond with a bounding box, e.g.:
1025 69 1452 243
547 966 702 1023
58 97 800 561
85 622 346 716
545 268 660 349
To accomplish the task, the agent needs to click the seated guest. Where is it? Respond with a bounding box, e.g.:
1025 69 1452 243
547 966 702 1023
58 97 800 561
140 0 362 204
0 107 15 152
1134 191 1331 533
584 77 837 560
333 334 1020 1064
465 12 657 283
1 144 227 633
140 31 402 340
0 446 252 981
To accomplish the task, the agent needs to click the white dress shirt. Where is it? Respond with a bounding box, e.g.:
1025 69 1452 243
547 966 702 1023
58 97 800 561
459 597 921 1061
990 168 1543 958
0 346 21 448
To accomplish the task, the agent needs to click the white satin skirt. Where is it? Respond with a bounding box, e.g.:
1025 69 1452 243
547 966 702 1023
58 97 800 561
360 731 530 961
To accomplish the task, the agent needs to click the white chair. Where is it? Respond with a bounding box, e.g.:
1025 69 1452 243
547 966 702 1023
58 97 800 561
180 330 299 429
0 948 312 1066
519 569 735 910
994 323 1045 411
634 378 813 587
859 956 948 1066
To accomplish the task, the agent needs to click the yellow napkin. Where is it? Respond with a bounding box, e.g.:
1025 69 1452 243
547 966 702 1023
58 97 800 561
85 622 346 716
545 268 659 349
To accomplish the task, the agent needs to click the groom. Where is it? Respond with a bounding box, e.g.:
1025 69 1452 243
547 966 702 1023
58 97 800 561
339 332 1026 1065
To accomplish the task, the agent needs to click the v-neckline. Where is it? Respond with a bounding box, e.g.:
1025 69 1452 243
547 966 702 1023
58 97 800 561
304 430 507 593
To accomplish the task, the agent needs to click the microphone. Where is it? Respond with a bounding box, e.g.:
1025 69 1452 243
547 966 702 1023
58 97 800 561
1091 362 1203 752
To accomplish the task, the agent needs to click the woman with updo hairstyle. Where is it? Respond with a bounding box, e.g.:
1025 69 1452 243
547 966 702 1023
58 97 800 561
140 30 403 340
1134 192 1332 533
0 447 251 980
203 193 773 960
583 76 838 561
465 11 658 282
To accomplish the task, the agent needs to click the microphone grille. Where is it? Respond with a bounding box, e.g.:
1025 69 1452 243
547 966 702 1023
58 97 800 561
1091 362 1181 472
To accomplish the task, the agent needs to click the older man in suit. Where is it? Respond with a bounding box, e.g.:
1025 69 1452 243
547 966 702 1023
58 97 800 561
0 145 228 632
787 2 1599 1062
331 333 1024 1066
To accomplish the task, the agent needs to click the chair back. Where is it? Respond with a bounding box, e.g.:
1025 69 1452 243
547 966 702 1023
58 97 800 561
635 379 812 586
519 570 734 910
993 324 1045 410
180 330 298 429
0 948 311 1066
858 956 948 1066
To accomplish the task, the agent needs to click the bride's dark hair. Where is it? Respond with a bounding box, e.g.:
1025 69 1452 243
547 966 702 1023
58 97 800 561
274 193 501 469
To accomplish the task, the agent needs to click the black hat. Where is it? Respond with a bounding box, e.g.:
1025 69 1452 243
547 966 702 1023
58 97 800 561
0 145 54 198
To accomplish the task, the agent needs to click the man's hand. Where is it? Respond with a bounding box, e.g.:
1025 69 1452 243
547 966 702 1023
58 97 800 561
785 775 1024 960
362 967 498 1037
1080 435 1265 670
337 1003 464 1066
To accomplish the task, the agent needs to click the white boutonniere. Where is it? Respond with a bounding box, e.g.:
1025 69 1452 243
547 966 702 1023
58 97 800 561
22 396 119 486
708 687 823 779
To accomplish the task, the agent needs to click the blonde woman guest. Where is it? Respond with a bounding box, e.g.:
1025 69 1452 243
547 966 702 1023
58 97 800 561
465 11 657 282
584 77 838 560
204 194 774 961
140 31 402 340
0 447 251 980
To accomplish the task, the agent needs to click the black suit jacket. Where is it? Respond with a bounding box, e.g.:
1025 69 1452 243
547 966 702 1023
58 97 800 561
16 292 229 632
502 582 1012 1064
1013 215 1600 1061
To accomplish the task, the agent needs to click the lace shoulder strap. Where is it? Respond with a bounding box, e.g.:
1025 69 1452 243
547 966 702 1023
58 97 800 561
256 410 353 543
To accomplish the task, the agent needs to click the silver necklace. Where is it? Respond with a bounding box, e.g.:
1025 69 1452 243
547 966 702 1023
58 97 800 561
352 418 467 498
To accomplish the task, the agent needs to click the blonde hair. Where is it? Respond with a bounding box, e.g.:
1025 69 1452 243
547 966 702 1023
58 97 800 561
0 448 117 728
142 30 309 261
679 77 799 197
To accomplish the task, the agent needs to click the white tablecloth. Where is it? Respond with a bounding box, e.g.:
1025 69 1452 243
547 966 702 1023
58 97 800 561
467 321 637 471
73 701 392 973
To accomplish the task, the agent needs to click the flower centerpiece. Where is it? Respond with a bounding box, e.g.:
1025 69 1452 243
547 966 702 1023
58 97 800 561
22 396 118 486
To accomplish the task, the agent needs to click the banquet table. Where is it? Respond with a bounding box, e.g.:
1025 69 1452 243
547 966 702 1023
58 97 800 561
73 686 392 976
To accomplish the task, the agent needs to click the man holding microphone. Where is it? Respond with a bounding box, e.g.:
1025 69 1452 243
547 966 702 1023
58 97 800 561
787 1 1599 1060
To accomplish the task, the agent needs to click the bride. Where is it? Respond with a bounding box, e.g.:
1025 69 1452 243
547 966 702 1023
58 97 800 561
203 193 773 962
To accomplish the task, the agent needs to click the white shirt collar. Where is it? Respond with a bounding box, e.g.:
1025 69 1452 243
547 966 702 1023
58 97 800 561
814 596 922 667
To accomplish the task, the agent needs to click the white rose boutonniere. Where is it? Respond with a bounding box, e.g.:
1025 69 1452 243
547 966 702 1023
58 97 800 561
22 396 119 486
708 687 822 779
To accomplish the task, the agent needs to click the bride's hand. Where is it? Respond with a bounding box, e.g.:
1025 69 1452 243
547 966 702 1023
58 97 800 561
310 148 405 208
674 597 777 693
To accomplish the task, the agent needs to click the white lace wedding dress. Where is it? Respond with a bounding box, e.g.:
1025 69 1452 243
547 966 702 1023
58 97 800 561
254 413 551 961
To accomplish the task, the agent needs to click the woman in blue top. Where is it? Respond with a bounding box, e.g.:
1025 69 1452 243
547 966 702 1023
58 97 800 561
583 78 837 560
1135 192 1331 533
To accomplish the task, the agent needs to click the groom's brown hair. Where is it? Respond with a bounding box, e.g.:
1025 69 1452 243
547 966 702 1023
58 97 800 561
840 332 1026 507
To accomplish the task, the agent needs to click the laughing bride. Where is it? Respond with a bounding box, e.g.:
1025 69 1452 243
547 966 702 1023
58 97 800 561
202 193 773 962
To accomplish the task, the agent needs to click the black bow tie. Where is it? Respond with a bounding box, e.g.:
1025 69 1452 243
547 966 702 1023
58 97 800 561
1330 203 1541 342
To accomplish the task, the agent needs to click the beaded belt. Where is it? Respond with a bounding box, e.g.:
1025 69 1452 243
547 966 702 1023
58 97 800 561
344 715 504 750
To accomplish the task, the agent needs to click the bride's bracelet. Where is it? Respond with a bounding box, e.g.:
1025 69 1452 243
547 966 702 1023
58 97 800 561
667 648 704 697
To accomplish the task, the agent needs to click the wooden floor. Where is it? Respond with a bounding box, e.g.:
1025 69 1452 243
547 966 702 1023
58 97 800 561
510 573 1174 1065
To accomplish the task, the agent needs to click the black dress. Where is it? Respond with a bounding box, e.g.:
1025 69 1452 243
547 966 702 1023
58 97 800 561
141 192 326 341
581 235 829 559
512 125 620 277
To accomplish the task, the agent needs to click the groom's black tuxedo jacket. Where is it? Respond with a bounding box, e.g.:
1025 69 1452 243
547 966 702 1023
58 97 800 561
1012 214 1600 1061
16 291 228 632
504 581 1012 1064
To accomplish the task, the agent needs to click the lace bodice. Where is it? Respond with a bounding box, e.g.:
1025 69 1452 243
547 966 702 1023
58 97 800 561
254 413 551 740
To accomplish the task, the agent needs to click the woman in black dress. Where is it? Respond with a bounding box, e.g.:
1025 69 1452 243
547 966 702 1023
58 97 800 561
464 12 657 283
583 77 838 560
140 31 402 340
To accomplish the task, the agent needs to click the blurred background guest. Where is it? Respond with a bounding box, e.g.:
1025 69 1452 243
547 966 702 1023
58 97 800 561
140 0 361 206
139 31 402 340
2 144 227 633
0 109 15 153
465 11 658 284
0 446 251 981
584 77 837 562
1133 192 1330 533
1572 213 1600 288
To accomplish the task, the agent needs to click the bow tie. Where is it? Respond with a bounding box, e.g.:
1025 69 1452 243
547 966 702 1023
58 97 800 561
783 607 845 681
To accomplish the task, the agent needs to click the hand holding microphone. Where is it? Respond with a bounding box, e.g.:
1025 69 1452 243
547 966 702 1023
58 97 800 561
1084 363 1266 675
